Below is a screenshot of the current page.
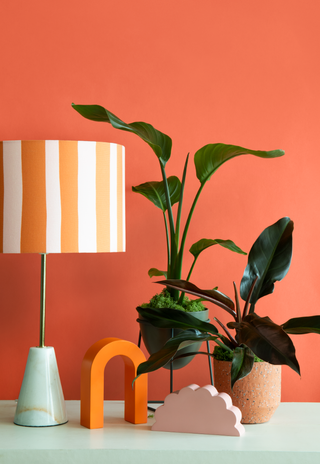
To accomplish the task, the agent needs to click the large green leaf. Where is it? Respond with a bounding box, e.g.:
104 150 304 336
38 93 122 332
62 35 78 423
282 316 320 335
72 104 172 165
189 238 246 259
136 330 219 377
230 346 255 389
157 279 236 318
228 313 300 374
240 217 294 310
194 143 284 185
136 307 219 334
132 176 181 211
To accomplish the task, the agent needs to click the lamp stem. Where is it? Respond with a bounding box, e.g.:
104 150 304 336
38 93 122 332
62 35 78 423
39 253 47 348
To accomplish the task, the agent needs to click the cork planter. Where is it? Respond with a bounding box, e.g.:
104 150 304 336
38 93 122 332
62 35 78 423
214 359 281 424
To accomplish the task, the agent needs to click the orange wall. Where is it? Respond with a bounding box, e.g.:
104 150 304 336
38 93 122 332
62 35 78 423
0 0 320 402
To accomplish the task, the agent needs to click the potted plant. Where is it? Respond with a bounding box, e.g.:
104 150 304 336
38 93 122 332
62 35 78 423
72 103 284 366
135 217 320 422
138 290 209 369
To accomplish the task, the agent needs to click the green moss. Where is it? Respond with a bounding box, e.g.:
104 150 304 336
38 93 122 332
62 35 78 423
213 345 263 362
141 289 205 312
213 345 234 361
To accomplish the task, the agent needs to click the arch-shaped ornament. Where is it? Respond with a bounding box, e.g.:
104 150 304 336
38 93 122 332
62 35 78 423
81 337 148 429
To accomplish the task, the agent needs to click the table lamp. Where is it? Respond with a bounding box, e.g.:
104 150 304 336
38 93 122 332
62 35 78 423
0 140 125 427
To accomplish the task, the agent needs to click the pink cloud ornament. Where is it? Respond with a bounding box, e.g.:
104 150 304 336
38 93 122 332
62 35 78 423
152 384 245 437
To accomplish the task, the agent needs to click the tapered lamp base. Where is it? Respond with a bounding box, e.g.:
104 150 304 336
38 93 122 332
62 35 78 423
14 347 68 427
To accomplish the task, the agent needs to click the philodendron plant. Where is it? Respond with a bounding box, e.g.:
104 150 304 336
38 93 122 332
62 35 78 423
135 217 320 388
72 103 284 304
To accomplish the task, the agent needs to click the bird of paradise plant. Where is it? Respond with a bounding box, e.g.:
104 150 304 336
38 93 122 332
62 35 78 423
72 103 284 306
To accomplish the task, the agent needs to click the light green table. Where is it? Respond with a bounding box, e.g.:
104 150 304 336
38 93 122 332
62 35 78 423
0 401 319 463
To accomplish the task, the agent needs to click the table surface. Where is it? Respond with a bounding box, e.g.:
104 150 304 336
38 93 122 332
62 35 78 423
0 401 319 464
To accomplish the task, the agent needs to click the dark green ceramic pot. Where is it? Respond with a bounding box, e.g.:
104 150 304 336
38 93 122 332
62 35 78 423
136 308 209 370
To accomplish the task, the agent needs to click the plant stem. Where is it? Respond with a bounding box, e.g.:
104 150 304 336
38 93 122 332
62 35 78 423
249 303 256 314
175 154 189 249
243 276 258 318
160 162 177 260
214 317 238 347
177 256 197 305
160 162 179 299
163 211 171 274
233 282 241 323
186 256 197 282
177 182 205 277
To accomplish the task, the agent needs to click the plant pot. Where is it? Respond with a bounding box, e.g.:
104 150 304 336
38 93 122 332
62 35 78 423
213 359 281 424
137 308 209 370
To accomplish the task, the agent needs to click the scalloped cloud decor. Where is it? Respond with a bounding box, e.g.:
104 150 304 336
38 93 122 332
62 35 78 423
152 384 245 436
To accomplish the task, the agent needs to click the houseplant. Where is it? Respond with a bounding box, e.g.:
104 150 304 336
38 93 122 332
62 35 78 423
72 103 284 361
138 290 209 369
135 217 320 421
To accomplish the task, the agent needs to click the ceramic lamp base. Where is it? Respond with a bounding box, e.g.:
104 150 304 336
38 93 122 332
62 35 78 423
14 347 68 427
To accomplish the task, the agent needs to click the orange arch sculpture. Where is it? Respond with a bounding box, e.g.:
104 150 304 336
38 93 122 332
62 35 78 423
81 337 148 429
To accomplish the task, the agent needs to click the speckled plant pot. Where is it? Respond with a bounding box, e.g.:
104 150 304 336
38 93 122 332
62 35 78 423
213 360 281 424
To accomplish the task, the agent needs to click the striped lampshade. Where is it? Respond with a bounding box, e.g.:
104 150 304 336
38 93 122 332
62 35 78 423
0 140 125 254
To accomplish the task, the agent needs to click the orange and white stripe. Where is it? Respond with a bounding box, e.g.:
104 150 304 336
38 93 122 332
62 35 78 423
0 140 125 254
